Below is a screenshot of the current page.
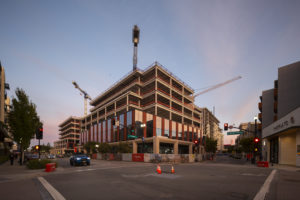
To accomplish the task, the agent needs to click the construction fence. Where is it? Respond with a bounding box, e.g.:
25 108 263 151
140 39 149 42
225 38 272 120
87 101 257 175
93 153 204 163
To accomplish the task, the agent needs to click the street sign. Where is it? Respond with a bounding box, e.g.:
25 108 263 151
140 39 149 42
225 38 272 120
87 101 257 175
128 135 138 139
227 131 244 135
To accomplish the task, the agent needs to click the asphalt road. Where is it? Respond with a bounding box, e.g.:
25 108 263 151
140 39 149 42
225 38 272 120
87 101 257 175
1 156 300 200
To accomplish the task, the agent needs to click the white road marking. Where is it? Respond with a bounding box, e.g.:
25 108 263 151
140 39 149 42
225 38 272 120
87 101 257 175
253 169 277 200
38 177 66 200
241 173 266 177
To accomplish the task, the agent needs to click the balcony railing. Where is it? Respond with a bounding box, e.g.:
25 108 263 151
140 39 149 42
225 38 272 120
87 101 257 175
171 106 182 113
141 101 155 108
157 101 170 108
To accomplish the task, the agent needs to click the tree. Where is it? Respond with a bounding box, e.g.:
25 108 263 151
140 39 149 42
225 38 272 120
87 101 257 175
205 137 217 153
116 142 132 153
98 143 111 154
239 137 254 153
83 142 99 154
8 88 42 164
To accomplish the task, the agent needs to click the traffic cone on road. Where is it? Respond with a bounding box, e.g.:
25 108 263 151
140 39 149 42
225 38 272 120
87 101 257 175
171 165 175 174
156 164 162 174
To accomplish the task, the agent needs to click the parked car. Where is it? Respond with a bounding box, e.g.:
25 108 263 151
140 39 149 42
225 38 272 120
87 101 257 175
70 154 90 166
56 154 63 158
47 154 56 159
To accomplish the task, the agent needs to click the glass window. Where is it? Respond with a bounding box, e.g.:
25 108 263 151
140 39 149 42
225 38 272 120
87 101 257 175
164 119 169 137
189 127 193 142
103 121 106 143
146 113 153 137
172 121 176 139
184 125 187 141
127 111 132 139
178 123 182 139
113 116 117 142
127 111 132 126
98 122 101 143
135 110 143 138
156 116 162 136
119 114 124 141
107 119 111 142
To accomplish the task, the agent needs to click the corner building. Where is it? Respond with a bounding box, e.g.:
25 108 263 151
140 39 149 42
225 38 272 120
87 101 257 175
260 61 300 167
80 62 204 154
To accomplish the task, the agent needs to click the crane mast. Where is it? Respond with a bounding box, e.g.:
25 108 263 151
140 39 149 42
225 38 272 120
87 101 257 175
72 81 92 116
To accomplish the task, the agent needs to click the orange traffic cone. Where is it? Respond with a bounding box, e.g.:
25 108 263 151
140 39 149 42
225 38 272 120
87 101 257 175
171 165 175 174
156 164 162 174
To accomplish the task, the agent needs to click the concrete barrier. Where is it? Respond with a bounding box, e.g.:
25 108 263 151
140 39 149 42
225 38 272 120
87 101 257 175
122 153 132 161
144 154 151 162
96 153 102 160
189 154 195 162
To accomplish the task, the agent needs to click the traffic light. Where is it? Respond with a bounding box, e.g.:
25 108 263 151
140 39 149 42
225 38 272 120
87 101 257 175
224 123 228 131
254 137 259 143
194 139 199 146
36 126 43 139
35 145 40 150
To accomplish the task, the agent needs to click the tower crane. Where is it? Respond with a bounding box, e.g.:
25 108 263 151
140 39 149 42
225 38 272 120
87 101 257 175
72 81 92 116
193 76 242 99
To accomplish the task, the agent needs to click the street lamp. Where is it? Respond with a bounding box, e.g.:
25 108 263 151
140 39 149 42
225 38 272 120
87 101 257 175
95 144 99 153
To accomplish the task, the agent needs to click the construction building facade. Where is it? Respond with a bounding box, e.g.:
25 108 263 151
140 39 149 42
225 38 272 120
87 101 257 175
55 62 223 155
54 116 81 155
79 63 203 154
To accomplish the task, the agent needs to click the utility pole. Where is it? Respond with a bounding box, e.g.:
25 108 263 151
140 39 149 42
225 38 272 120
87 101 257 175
132 25 140 71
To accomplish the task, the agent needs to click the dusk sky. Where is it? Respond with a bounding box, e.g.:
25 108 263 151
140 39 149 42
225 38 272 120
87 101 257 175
1 0 300 146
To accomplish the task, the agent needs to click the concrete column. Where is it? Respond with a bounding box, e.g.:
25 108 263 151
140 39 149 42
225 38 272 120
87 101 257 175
174 141 179 154
153 136 160 154
189 143 193 154
133 141 137 154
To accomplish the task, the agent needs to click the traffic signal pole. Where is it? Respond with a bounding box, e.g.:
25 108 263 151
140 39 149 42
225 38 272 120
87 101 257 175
38 139 40 159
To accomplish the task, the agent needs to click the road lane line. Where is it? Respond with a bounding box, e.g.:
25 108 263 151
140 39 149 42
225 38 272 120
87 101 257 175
38 177 66 200
253 169 277 200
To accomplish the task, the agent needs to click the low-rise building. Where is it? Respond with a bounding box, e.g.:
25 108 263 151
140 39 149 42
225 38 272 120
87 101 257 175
260 61 300 167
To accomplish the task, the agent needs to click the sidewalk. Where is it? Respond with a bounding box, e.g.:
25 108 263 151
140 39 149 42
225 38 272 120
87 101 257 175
269 163 300 172
0 160 44 183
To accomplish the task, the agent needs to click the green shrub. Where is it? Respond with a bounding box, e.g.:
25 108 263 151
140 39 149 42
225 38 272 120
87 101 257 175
0 155 9 164
26 159 57 169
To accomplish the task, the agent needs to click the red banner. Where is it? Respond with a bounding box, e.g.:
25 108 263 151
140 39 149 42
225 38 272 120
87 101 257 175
132 153 144 162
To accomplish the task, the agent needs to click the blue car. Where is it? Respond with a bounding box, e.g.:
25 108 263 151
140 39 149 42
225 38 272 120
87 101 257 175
70 154 90 166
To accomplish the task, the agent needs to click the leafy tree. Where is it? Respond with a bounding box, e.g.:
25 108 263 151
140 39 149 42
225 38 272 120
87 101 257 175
116 142 132 153
8 88 42 164
83 142 100 154
239 137 254 153
98 143 111 153
205 137 217 153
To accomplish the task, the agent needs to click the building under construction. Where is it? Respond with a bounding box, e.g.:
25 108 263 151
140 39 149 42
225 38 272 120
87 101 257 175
78 62 204 154
54 26 225 155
